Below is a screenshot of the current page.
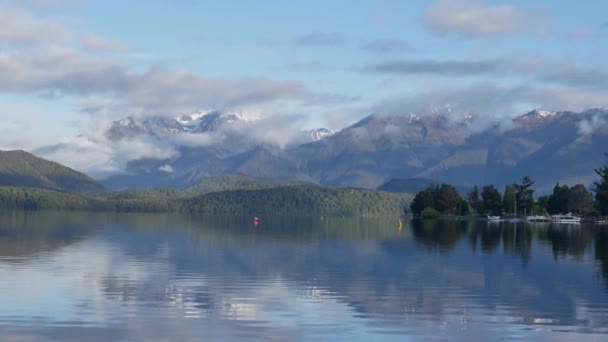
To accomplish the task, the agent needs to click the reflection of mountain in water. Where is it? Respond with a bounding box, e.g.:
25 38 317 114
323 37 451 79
88 216 608 331
0 211 100 259
3 212 608 339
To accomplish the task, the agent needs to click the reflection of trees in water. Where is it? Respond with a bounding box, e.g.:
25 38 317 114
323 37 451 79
412 220 533 263
595 229 608 289
0 211 99 259
538 226 594 260
501 225 532 264
411 219 468 251
411 221 602 267
27 213 606 332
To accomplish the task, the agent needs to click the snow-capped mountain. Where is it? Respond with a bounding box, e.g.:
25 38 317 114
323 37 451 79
514 109 557 122
310 128 335 141
105 110 334 145
97 107 608 193
106 111 248 140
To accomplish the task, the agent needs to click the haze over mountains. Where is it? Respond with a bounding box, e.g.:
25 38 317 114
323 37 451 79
47 107 607 193
2 1 608 198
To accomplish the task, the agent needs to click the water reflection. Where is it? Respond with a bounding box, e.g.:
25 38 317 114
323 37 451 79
0 213 608 340
0 211 98 260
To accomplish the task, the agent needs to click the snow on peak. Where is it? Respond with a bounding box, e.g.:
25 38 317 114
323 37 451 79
176 114 195 126
533 109 555 117
175 111 216 126
524 109 556 119
310 128 335 141
118 117 135 127
175 110 262 127
514 109 558 123
227 110 262 122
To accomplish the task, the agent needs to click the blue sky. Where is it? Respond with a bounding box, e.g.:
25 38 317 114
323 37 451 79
0 0 607 174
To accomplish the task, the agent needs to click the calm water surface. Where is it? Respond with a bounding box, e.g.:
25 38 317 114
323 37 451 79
1 211 608 341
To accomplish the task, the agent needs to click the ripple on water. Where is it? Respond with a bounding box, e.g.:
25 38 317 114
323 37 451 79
0 215 608 341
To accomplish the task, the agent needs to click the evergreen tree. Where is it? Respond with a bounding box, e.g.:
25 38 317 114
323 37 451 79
436 184 462 214
568 184 592 214
459 199 471 216
514 176 535 215
481 185 503 215
410 186 436 215
467 185 482 213
547 182 569 214
595 154 608 215
536 195 549 211
503 185 517 215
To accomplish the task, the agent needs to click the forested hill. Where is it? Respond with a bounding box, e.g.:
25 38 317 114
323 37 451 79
0 150 105 193
108 174 307 199
0 152 412 217
0 185 411 217
182 185 411 217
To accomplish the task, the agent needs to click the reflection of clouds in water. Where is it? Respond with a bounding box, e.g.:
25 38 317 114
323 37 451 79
2 216 608 340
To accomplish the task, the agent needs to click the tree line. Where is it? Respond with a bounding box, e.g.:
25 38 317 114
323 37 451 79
0 184 412 218
410 154 608 217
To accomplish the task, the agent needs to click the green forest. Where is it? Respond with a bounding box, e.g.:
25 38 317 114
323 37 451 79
409 153 608 218
0 151 412 217
0 183 411 218
1 148 608 219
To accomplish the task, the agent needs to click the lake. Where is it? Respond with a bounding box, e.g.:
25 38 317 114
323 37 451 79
0 211 607 341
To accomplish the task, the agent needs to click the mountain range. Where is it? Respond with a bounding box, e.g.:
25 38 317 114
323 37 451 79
97 108 608 193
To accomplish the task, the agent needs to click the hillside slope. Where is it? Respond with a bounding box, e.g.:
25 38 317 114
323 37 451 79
0 150 105 193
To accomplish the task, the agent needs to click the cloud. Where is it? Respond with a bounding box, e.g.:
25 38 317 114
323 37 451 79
170 111 310 149
360 57 608 90
361 58 504 76
34 135 179 178
169 131 225 148
370 81 608 132
0 45 312 106
81 35 129 52
0 45 346 121
0 6 362 177
424 0 541 38
371 82 524 121
292 32 346 46
117 68 324 119
0 6 351 117
523 86 608 111
538 68 608 88
158 164 174 173
0 46 130 95
578 111 608 135
0 7 71 46
361 39 410 53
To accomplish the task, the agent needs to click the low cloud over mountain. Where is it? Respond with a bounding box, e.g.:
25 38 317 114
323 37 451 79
31 106 608 193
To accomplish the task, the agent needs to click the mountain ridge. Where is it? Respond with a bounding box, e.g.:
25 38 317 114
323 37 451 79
0 150 105 193
36 107 608 193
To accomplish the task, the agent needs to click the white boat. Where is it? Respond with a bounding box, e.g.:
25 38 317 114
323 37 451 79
552 213 581 224
487 215 502 222
526 215 551 222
